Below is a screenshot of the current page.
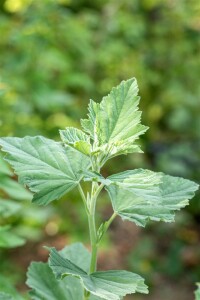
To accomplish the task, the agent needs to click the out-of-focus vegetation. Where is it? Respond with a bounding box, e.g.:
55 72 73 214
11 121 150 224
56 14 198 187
0 0 200 299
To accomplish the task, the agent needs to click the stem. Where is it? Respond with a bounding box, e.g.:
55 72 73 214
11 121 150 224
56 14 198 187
88 211 97 273
97 212 117 245
78 184 89 215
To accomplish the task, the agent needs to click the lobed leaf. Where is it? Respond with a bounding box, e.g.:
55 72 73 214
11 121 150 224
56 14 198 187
81 78 148 161
0 136 90 205
27 243 101 300
48 247 148 300
106 173 199 227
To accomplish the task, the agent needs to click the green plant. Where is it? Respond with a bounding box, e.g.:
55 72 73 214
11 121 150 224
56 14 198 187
195 283 200 300
0 78 198 299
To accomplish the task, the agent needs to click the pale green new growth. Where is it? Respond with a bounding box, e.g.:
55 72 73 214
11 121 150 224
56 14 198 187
0 78 199 300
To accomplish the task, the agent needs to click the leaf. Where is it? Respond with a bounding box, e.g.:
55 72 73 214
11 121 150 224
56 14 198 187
27 243 101 300
48 247 148 300
81 100 99 141
195 283 200 300
106 174 199 227
0 177 32 201
27 262 79 300
0 136 90 205
0 292 14 300
0 198 21 218
60 127 91 155
108 169 162 198
59 243 91 273
0 275 24 300
0 226 25 248
0 153 12 176
81 78 148 161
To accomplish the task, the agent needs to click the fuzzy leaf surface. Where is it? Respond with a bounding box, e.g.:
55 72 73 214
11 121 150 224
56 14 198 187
60 127 91 155
106 174 199 226
27 243 101 300
0 136 90 205
48 247 148 300
81 78 148 160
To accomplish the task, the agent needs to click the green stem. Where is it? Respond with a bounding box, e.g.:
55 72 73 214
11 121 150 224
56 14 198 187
97 212 117 245
78 184 89 215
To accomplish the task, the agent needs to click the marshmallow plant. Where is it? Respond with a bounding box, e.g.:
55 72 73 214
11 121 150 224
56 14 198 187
0 79 198 300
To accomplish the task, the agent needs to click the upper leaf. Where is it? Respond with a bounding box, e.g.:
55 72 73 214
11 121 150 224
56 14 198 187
81 78 148 161
60 127 91 155
0 136 90 205
48 247 148 300
106 173 199 227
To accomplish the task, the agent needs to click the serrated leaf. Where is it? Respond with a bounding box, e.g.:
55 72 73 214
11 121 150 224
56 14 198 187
0 136 90 205
48 247 148 300
0 226 25 248
27 262 81 300
106 174 199 227
81 100 98 141
108 169 162 198
60 127 91 155
27 243 101 300
81 78 148 161
195 283 200 300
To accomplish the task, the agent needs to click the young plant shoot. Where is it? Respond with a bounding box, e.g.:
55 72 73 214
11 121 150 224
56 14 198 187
0 78 198 300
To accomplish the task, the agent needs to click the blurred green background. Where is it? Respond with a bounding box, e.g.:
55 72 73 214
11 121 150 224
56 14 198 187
0 0 200 299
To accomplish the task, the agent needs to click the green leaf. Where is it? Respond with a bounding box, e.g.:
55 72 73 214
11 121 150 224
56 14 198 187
195 283 200 300
27 243 101 300
27 262 81 300
108 169 162 198
0 199 21 218
0 136 90 205
0 153 12 176
106 173 199 227
0 226 25 248
0 275 24 300
0 177 32 201
81 100 98 140
48 247 148 300
81 78 148 161
60 127 91 155
0 292 14 300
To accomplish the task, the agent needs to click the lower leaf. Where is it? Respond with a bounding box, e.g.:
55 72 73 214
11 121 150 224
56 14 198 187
48 247 148 300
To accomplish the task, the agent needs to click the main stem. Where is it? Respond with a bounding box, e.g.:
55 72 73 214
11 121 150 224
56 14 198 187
88 181 99 273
